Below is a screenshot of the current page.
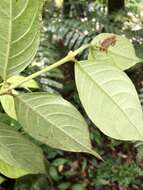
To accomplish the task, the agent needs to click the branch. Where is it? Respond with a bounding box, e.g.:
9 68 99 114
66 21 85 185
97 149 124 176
0 44 91 95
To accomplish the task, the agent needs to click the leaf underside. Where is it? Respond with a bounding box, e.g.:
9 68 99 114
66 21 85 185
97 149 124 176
0 159 28 179
0 122 45 176
0 0 41 80
0 95 17 119
14 93 101 159
88 33 140 70
75 60 143 141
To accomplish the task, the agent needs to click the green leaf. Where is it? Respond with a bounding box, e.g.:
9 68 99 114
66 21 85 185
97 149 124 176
52 158 69 167
88 33 141 70
0 175 6 184
7 75 39 89
0 159 28 179
0 95 17 119
48 166 60 182
14 93 101 159
58 182 71 190
71 184 86 190
75 60 143 140
0 112 22 130
0 0 42 80
0 122 45 178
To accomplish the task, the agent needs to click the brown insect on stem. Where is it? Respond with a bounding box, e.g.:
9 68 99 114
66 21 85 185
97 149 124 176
99 35 117 53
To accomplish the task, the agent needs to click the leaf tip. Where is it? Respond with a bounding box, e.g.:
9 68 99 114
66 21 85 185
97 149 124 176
89 150 103 161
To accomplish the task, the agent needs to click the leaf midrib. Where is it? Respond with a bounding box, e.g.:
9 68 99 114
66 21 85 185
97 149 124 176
4 0 12 81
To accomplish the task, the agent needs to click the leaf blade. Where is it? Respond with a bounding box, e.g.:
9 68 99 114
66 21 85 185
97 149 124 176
0 95 17 120
0 0 42 80
75 60 143 140
88 33 140 70
0 122 45 176
0 159 28 179
7 75 39 89
14 93 101 159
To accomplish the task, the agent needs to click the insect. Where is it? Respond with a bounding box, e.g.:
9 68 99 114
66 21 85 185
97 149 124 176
99 35 117 53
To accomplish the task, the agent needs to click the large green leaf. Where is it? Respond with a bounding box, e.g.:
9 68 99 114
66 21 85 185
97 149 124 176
0 0 42 80
14 93 101 159
0 122 45 177
88 33 141 70
75 60 143 140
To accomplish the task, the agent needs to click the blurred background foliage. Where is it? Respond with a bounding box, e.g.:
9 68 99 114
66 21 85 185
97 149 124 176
1 0 143 189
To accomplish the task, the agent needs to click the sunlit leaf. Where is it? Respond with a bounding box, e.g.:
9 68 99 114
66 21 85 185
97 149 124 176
0 159 28 179
55 0 64 8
